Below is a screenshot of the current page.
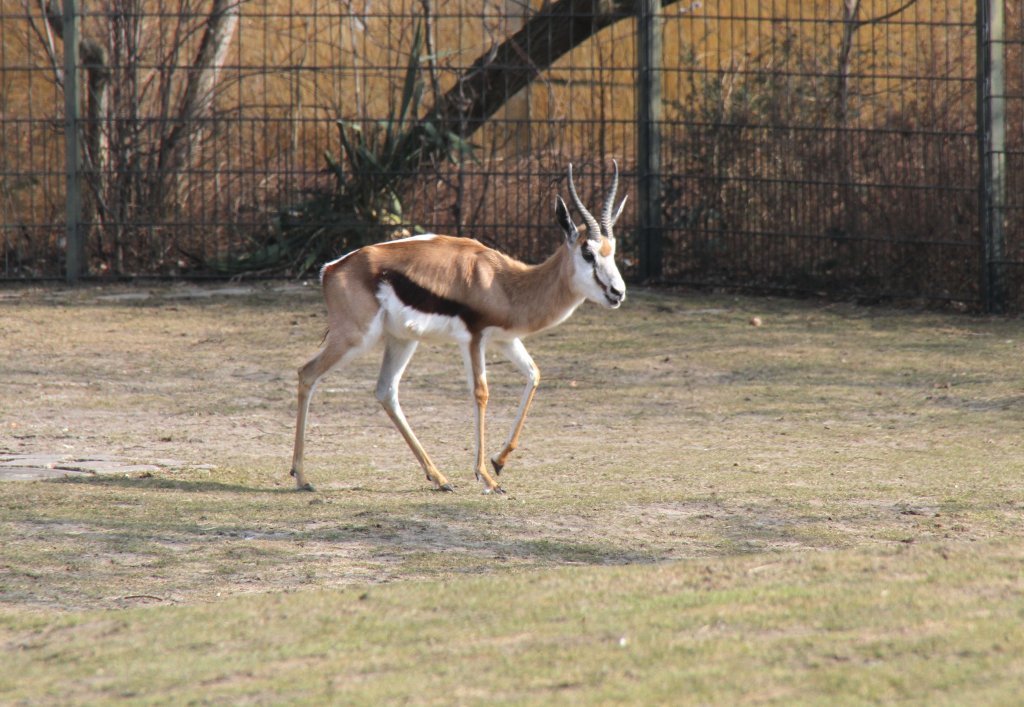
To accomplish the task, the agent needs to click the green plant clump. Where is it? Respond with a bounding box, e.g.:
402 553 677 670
210 21 474 276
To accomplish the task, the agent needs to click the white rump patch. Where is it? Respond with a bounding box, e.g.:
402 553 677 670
319 250 357 282
380 233 439 246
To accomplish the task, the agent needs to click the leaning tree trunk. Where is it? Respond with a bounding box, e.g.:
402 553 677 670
430 0 683 139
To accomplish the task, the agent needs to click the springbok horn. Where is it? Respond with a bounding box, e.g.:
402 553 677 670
567 163 601 239
601 160 619 235
604 161 629 238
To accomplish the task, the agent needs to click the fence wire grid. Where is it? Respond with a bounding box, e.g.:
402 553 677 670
1 0 1021 310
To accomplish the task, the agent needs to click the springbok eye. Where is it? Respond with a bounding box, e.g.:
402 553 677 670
580 242 595 264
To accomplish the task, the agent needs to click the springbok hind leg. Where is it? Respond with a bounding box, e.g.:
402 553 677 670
376 336 453 491
490 338 540 476
290 337 355 491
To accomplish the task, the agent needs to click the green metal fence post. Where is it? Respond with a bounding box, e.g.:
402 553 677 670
637 0 662 282
977 0 1006 312
63 0 84 283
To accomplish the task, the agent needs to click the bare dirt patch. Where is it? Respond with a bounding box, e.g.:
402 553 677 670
2 283 1024 613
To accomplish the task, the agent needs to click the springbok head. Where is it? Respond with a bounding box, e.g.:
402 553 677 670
555 160 628 308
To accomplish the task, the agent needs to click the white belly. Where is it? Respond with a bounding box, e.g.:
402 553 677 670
377 283 472 343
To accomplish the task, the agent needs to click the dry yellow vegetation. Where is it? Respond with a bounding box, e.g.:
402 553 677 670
0 0 994 289
0 0 974 162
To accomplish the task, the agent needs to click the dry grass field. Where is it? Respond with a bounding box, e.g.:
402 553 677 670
1 282 1023 703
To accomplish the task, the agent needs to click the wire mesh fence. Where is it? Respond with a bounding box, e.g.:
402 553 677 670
0 1 1021 310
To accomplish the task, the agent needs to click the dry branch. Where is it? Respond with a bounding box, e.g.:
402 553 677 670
156 0 240 179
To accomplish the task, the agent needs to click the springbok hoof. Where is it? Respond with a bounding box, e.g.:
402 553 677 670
490 459 505 476
483 485 506 495
290 470 315 492
438 483 455 493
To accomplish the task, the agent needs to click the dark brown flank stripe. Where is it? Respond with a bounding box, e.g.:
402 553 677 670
377 269 486 332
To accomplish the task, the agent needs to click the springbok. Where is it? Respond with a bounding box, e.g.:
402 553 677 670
290 161 627 494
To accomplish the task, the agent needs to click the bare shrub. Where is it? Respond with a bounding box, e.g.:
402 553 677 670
662 20 979 301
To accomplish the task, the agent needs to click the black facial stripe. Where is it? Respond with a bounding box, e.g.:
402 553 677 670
592 268 622 303
580 242 595 264
378 270 483 330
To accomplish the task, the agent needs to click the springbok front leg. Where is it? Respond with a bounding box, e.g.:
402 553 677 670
491 338 540 476
376 336 453 491
462 336 503 494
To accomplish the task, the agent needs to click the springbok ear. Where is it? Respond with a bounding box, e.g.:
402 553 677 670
555 196 578 244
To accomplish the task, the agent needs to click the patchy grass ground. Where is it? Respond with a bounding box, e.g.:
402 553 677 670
1 283 1023 703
